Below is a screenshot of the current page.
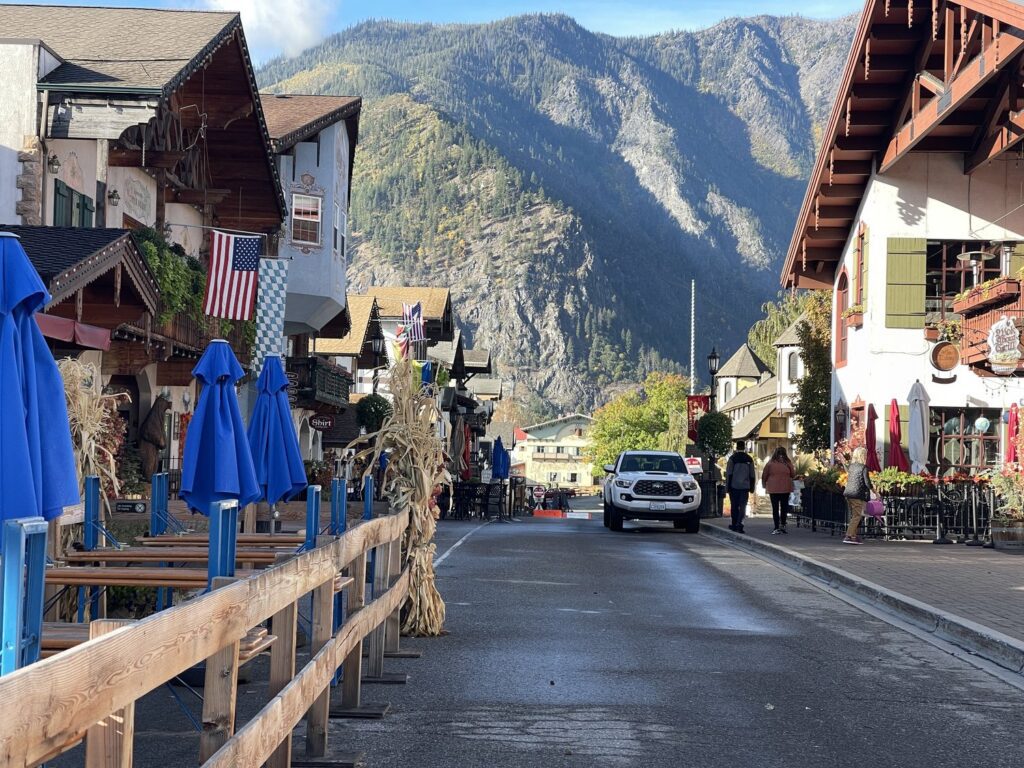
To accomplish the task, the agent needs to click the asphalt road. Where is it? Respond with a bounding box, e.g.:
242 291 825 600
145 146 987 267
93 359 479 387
50 506 1024 767
323 513 1024 767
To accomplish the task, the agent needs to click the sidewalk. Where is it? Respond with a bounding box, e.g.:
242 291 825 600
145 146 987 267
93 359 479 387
702 515 1024 671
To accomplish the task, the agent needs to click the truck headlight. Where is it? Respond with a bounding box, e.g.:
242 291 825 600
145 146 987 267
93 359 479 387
614 479 633 489
682 480 698 491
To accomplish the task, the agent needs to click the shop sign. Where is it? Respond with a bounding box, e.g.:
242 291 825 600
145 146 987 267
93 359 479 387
684 456 704 474
986 316 1021 375
930 341 960 372
310 415 334 431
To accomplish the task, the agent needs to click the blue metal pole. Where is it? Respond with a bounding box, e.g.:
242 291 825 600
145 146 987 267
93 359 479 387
152 473 170 611
363 475 375 592
1 517 48 676
85 476 100 620
208 500 239 588
330 478 347 536
305 485 321 551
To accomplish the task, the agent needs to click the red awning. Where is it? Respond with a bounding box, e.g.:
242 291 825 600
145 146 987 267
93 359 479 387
36 314 112 351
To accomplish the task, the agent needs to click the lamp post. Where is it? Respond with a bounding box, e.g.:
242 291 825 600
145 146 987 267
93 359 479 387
706 347 722 517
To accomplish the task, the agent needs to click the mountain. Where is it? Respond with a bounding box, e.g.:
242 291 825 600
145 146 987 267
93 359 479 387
258 13 856 416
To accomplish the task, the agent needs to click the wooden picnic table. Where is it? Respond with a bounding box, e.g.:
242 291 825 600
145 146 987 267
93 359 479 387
135 533 306 547
45 567 258 589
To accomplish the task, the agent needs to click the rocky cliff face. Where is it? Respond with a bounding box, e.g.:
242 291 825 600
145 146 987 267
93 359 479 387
258 13 856 416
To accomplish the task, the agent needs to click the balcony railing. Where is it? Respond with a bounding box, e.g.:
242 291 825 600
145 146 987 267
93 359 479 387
960 294 1024 369
286 356 351 408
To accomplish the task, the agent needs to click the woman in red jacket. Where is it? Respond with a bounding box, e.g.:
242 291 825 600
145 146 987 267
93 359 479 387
762 446 795 534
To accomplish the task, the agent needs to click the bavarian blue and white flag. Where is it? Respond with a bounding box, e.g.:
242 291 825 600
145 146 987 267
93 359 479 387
252 257 289 373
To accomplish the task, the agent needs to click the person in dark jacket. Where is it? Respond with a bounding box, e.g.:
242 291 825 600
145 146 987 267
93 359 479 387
843 446 872 545
725 440 755 533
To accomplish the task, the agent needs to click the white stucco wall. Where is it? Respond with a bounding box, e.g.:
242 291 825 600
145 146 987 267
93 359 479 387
165 202 204 256
105 166 157 227
832 153 1024 457
43 138 98 225
278 121 350 334
0 42 41 224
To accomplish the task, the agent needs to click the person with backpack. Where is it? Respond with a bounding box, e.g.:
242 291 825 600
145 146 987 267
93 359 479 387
762 446 796 534
725 440 755 533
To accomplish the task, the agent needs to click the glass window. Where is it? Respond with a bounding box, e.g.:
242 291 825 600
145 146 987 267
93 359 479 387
292 194 322 245
788 351 800 382
535 445 545 454
568 473 578 483
722 380 733 402
925 241 1005 315
836 272 849 365
548 472 558 483
930 407 1001 475
619 454 685 473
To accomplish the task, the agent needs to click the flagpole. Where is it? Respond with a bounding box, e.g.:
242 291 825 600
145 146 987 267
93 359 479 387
689 279 696 395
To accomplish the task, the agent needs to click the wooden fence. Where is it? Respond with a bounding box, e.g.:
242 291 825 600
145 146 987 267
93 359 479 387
0 508 410 768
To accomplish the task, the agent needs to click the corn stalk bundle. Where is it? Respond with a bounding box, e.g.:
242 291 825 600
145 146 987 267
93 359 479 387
351 357 449 636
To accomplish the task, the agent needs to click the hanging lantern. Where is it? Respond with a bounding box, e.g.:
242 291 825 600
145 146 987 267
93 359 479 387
974 416 991 433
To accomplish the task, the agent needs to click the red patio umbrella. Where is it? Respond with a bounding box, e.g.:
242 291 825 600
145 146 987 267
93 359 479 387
865 404 882 471
1008 404 1019 464
888 398 910 471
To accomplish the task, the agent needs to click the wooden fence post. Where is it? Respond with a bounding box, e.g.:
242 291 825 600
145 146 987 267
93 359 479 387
200 577 240 762
266 597 298 768
305 538 334 758
339 552 366 710
84 620 136 768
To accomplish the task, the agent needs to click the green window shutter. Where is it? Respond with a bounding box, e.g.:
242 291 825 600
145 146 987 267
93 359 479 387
72 191 83 228
861 227 869 306
83 196 95 228
1011 243 1024 279
53 180 70 226
885 237 926 329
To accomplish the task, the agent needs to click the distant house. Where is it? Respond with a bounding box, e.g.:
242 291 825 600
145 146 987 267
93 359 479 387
512 415 594 490
716 344 772 408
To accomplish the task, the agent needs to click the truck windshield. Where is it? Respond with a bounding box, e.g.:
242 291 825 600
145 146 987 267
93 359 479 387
620 454 685 473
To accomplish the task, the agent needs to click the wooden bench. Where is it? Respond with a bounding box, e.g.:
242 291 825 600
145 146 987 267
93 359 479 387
45 566 257 589
64 547 290 566
41 622 275 663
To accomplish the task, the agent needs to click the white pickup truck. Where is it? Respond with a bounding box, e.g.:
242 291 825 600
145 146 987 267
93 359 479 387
602 450 702 532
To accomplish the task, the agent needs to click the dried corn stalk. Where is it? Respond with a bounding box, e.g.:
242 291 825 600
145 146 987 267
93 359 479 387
351 357 449 636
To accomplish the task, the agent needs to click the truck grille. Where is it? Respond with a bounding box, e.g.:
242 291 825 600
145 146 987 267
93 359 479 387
633 480 682 497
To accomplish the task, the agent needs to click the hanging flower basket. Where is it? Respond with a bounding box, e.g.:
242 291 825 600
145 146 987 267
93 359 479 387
951 277 1020 314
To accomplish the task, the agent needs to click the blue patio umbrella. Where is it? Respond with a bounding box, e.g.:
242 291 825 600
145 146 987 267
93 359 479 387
247 356 306 505
0 232 79 523
491 436 510 480
180 340 260 515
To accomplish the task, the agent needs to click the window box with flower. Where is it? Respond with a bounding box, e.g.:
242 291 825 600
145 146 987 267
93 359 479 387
951 277 1020 315
842 304 864 329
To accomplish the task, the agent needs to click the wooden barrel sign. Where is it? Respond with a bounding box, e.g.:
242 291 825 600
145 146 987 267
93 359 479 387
931 341 960 372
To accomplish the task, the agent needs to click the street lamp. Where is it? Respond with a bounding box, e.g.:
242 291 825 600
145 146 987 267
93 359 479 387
707 347 720 412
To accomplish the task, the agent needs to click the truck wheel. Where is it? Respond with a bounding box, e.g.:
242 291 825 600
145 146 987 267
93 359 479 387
609 505 623 532
602 500 610 528
675 516 701 534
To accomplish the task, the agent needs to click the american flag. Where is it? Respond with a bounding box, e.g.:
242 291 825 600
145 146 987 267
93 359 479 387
402 301 425 342
203 231 261 320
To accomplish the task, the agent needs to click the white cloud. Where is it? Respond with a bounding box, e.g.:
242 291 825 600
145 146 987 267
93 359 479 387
204 0 333 60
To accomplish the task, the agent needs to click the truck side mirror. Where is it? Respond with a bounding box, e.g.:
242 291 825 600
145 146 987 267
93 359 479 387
603 464 615 474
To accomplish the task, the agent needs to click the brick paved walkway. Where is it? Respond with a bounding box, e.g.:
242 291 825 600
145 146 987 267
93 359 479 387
706 515 1024 644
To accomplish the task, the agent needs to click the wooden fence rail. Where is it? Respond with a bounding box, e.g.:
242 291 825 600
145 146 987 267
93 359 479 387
0 508 410 768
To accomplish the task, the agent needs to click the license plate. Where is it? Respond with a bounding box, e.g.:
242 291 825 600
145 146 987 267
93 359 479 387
649 502 667 511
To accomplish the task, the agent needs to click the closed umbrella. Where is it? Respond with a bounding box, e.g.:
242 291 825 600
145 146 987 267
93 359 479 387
888 398 910 472
907 381 930 474
1008 404 1020 464
864 404 882 472
491 436 510 480
247 356 306 505
0 232 79 524
180 340 260 515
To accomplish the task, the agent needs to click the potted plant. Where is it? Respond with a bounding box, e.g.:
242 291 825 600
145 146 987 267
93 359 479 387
988 466 1024 549
842 304 865 329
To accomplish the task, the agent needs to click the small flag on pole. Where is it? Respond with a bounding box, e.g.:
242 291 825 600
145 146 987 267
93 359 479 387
203 230 261 320
402 301 425 342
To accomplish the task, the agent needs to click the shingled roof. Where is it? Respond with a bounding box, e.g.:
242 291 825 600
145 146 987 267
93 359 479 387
0 5 239 93
716 344 771 379
373 287 451 320
261 94 362 152
774 315 806 347
314 295 378 356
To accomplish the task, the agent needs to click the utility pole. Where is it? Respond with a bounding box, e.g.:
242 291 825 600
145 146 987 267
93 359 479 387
689 279 696 395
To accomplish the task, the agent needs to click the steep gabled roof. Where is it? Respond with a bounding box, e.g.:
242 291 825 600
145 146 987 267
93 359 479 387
782 0 1024 289
774 314 806 347
522 414 593 433
0 5 238 94
716 344 771 379
373 286 451 320
314 295 379 356
261 94 362 152
721 376 777 414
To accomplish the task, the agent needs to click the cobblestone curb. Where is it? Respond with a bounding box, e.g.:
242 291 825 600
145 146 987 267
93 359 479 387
701 522 1024 675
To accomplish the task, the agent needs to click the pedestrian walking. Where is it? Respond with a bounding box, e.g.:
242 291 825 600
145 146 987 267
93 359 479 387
843 446 872 545
762 446 795 534
725 440 755 533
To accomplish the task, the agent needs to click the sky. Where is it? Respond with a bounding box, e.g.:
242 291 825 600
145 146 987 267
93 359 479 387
9 0 863 62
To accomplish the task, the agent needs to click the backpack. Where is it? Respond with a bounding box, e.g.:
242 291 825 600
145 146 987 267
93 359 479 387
730 457 752 490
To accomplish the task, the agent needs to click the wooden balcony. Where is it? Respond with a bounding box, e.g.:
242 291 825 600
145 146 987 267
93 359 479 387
960 294 1024 370
287 356 351 409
